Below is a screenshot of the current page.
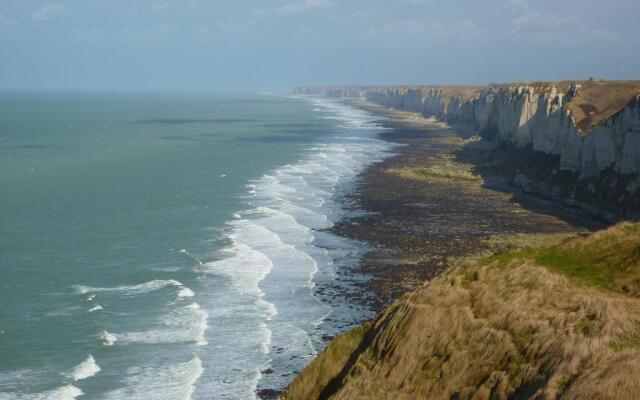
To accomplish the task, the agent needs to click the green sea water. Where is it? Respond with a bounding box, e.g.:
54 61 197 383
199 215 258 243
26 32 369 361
0 91 391 399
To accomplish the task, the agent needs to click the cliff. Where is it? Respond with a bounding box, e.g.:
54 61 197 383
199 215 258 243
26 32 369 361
295 81 640 220
282 222 640 400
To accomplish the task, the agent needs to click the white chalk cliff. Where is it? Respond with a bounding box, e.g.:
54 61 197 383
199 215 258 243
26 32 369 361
295 81 640 219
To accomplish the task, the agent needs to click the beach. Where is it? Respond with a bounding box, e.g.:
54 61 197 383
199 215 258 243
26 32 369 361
324 99 605 312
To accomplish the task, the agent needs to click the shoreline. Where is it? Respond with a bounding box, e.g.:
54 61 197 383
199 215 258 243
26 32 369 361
265 97 607 399
327 99 607 312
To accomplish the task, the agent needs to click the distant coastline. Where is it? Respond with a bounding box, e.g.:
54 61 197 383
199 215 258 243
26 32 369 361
295 81 640 221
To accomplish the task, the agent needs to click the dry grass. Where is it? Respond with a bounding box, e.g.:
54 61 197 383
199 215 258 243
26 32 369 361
282 223 640 400
564 81 640 132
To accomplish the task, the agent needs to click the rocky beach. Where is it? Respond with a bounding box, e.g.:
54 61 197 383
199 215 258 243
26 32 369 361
326 98 604 312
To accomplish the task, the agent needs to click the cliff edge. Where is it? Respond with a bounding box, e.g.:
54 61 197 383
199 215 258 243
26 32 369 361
295 81 640 220
282 222 640 400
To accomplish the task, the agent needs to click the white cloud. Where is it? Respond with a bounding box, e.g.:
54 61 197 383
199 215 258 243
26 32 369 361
280 0 333 14
505 0 616 44
366 18 482 42
32 4 67 21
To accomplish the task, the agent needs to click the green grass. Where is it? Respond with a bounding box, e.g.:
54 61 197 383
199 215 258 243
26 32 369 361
610 322 640 352
533 244 639 294
484 223 640 296
534 248 616 290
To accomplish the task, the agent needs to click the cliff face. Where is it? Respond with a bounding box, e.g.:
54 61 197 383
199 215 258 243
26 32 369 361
282 223 640 400
295 82 640 220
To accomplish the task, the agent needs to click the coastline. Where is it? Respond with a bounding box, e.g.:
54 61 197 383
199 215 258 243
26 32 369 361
265 96 607 399
279 96 640 400
326 98 606 312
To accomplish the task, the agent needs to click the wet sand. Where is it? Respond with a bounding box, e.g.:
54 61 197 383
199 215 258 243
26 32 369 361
326 99 606 311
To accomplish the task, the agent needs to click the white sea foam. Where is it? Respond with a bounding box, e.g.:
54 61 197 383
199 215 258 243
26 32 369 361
48 385 83 400
178 249 205 267
256 298 278 321
116 303 208 346
203 241 273 297
178 287 195 298
99 330 117 346
89 304 103 312
0 384 84 400
68 355 100 382
74 279 183 296
103 356 203 400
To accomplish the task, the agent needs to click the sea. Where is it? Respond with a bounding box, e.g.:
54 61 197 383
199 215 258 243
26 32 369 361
0 91 393 399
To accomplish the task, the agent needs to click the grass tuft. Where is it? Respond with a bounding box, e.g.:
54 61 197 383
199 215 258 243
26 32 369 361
610 322 640 352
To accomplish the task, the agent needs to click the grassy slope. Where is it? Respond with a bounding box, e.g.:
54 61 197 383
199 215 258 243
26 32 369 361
282 222 640 400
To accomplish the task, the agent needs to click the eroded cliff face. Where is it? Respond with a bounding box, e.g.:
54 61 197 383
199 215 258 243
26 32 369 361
295 82 640 220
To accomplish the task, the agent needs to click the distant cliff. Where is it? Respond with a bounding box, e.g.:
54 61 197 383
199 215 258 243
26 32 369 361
295 82 640 220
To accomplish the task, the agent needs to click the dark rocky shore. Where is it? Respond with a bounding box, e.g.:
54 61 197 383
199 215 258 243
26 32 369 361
327 99 606 312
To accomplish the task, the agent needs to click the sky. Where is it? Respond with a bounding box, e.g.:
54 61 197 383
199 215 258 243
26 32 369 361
0 0 639 91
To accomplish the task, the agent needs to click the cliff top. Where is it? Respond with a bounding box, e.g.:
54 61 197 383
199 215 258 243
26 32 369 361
295 80 640 131
565 81 640 131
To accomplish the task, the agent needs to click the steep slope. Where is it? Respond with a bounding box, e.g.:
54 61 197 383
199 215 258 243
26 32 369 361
282 223 640 400
294 82 640 220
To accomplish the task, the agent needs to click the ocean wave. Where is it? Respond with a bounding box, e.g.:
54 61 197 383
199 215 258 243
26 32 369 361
103 356 203 400
177 287 195 298
74 279 183 296
256 298 278 321
202 241 273 297
116 303 208 346
178 249 205 267
99 330 117 346
68 355 101 382
0 384 84 400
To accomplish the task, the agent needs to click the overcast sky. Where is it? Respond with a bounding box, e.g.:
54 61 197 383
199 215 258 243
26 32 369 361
1 0 638 90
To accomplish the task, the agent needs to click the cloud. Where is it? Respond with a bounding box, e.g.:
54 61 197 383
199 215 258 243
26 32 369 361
505 0 616 44
32 4 67 21
280 0 333 14
366 19 482 42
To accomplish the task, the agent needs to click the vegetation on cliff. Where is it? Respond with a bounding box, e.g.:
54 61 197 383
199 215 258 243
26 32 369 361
282 222 640 400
